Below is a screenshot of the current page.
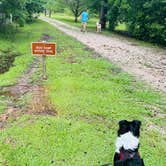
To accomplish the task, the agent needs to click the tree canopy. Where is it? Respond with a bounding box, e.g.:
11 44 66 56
0 0 45 26
107 0 166 45
0 0 165 45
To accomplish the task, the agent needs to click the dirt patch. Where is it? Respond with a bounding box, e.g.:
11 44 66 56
0 107 21 128
28 85 57 116
0 49 21 74
147 123 166 136
79 114 109 126
66 56 78 64
41 33 52 41
0 91 18 97
0 56 57 129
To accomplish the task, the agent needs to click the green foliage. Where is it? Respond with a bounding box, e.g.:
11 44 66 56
25 0 44 22
107 0 166 45
107 0 122 30
64 0 88 22
0 0 26 26
0 0 45 28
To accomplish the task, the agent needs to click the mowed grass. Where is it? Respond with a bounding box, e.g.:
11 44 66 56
0 20 165 166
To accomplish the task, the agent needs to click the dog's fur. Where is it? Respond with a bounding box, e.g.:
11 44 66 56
113 120 144 166
96 22 101 32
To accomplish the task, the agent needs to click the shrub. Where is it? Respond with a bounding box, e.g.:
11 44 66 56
107 0 166 45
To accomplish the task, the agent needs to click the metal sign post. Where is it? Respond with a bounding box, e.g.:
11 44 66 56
42 54 47 80
31 41 56 80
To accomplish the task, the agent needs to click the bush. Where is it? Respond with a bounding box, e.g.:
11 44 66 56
107 0 166 46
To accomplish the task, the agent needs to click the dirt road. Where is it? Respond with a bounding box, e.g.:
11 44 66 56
40 16 166 93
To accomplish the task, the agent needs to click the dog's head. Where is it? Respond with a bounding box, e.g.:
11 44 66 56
114 120 143 163
118 120 141 137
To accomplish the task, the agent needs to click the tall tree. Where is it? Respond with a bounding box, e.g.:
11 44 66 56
100 0 108 29
107 0 122 31
0 0 26 26
25 0 44 22
44 0 56 17
107 0 166 45
65 0 87 22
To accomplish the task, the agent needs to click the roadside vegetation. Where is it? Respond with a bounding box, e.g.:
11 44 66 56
0 20 165 166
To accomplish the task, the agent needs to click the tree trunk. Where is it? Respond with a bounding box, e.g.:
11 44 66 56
3 13 6 24
10 14 13 24
44 9 47 16
75 16 78 22
49 10 52 18
100 0 108 29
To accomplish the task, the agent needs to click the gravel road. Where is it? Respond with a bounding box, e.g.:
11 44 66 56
40 16 166 93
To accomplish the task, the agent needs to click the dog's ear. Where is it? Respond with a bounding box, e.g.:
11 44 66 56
131 120 142 137
119 120 128 126
133 120 141 128
118 120 128 136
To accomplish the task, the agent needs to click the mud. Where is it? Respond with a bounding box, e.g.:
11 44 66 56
0 54 56 129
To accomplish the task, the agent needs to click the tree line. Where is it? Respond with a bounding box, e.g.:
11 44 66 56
0 0 44 26
107 0 166 45
0 0 165 45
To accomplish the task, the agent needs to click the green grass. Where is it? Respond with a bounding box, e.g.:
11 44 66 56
115 23 127 31
0 22 41 86
0 20 165 166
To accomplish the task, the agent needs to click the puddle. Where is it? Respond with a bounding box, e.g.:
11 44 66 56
41 33 51 41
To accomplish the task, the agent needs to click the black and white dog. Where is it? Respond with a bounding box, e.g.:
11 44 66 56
114 120 144 166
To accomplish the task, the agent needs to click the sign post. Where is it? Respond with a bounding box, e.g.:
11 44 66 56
31 41 56 80
42 54 47 79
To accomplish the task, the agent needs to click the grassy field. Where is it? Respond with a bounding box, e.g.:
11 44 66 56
0 20 165 166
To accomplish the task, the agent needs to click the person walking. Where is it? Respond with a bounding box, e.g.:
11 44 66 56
80 9 89 32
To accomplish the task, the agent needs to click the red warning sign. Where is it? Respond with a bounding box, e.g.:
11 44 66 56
32 42 56 56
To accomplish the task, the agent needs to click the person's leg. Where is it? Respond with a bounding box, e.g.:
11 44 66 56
81 23 83 31
81 22 85 32
83 22 87 32
82 23 85 32
85 23 86 31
